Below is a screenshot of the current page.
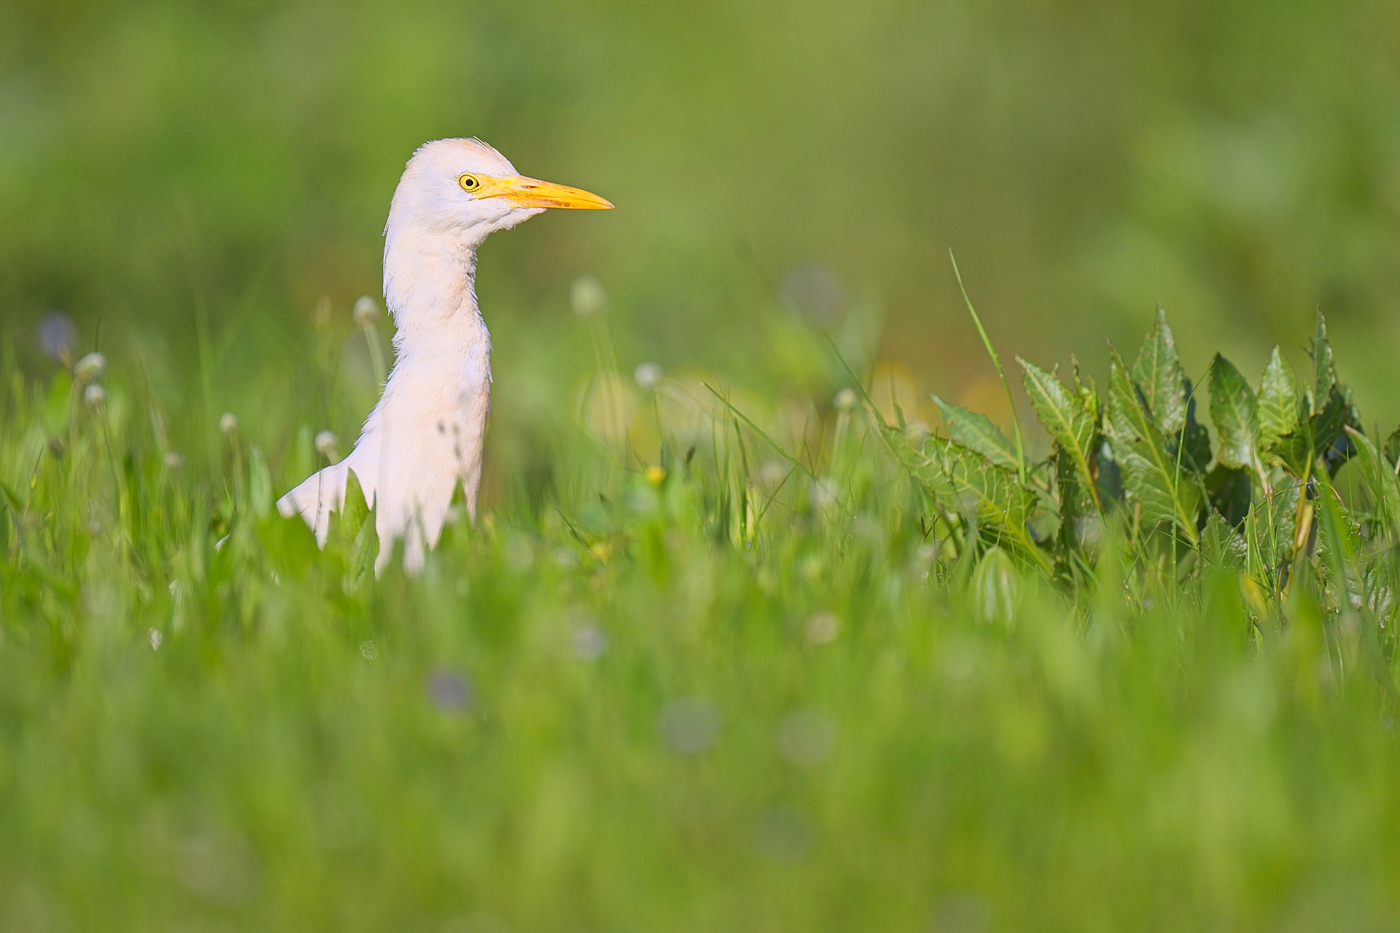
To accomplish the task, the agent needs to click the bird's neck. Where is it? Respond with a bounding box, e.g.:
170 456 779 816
366 226 498 459
383 227 488 349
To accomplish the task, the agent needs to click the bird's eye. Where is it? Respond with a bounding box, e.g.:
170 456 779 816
458 174 481 192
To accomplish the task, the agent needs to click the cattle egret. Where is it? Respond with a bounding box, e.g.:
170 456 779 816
278 138 612 572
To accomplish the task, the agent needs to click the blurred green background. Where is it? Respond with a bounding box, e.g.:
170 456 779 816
4 0 1400 470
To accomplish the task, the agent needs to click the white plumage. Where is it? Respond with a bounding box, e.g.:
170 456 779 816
278 138 612 572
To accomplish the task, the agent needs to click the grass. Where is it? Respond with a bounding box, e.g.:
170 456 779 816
2 312 1400 933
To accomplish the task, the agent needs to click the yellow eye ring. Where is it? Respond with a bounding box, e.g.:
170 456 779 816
458 173 481 192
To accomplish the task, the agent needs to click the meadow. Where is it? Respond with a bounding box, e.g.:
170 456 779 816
6 0 1400 929
2 298 1400 931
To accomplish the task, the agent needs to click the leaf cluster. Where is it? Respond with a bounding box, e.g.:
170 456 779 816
881 309 1383 605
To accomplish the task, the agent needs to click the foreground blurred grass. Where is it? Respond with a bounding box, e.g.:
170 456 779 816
7 1 1400 928
2 319 1399 932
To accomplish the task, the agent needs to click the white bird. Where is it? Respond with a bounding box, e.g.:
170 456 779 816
278 138 612 572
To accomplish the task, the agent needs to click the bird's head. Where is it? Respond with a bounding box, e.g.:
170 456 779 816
387 138 613 248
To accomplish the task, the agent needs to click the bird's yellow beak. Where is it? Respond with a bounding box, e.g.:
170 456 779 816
480 175 614 210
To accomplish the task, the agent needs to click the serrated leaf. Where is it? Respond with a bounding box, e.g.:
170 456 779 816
1317 385 1361 477
1200 512 1247 570
1104 350 1200 542
1346 426 1400 531
1208 354 1259 471
1018 358 1098 499
1257 347 1299 452
932 395 1020 472
1244 475 1300 588
941 442 1037 530
1385 424 1400 468
1131 305 1188 435
1205 464 1251 528
882 422 957 503
1179 387 1212 473
1309 314 1335 414
882 423 1048 570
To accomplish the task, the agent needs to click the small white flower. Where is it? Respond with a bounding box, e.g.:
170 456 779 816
570 275 607 317
314 430 338 457
219 412 238 435
634 362 663 390
84 383 106 406
353 295 381 329
833 387 858 413
74 352 106 383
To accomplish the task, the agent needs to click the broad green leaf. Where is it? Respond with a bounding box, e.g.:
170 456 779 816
1309 385 1362 477
1309 314 1335 415
1200 512 1247 571
1205 464 1251 528
1131 306 1188 435
1208 354 1258 471
970 546 1020 627
1385 424 1400 469
1257 347 1299 451
1054 446 1098 575
1244 475 1300 588
1018 358 1098 496
1104 350 1200 543
932 395 1020 472
882 422 956 504
917 434 1036 530
883 424 1047 569
1345 426 1400 531
1179 388 1213 474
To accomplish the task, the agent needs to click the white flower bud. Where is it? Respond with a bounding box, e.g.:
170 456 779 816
634 362 662 390
84 383 106 406
353 295 381 329
74 352 106 383
570 275 607 317
219 412 238 435
314 430 338 457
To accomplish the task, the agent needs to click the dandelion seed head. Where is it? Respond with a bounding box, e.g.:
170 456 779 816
73 352 106 383
833 387 858 413
314 431 338 457
352 295 381 329
219 412 238 435
570 275 607 317
634 362 662 390
84 384 106 406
